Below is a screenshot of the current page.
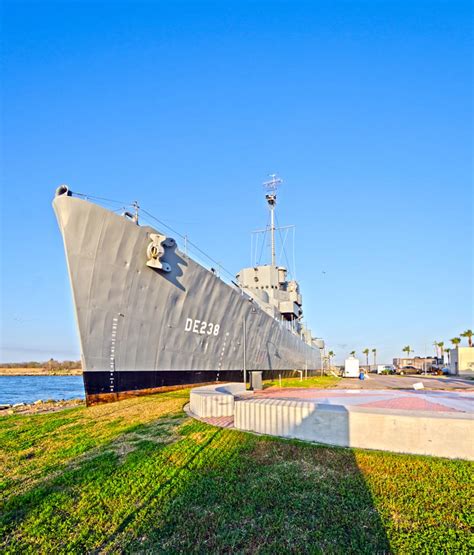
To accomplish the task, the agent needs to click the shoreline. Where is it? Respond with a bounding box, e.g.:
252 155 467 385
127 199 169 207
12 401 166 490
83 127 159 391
0 398 84 415
0 368 82 376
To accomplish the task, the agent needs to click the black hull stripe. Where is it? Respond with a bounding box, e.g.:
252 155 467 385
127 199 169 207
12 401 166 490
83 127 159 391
83 369 320 396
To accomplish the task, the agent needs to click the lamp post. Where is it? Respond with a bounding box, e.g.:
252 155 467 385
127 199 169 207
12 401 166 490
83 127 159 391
243 306 257 388
243 316 247 387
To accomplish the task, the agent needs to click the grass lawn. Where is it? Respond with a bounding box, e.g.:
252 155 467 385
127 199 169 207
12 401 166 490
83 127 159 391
263 375 340 389
1 390 472 553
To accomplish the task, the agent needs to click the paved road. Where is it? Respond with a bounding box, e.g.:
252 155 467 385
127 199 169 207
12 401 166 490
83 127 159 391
334 373 474 391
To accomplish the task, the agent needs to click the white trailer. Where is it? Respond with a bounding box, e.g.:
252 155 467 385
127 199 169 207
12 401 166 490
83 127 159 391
343 356 360 378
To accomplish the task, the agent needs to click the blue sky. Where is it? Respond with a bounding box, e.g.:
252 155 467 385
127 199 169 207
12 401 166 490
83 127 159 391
1 0 472 364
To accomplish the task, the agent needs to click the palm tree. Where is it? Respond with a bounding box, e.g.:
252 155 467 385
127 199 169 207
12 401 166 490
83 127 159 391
450 337 461 348
433 341 439 358
402 345 413 359
328 351 335 368
350 350 356 357
444 349 450 365
460 329 473 347
372 348 377 368
362 348 370 370
437 341 444 361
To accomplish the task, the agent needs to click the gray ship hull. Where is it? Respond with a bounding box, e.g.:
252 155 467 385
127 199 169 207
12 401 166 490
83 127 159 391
53 195 322 404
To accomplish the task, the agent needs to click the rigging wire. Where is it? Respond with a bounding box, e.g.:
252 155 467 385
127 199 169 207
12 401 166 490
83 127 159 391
66 188 309 336
73 192 131 207
277 227 290 269
70 189 289 291
139 207 237 282
256 213 270 266
293 226 296 279
72 190 237 280
275 212 293 279
75 193 201 226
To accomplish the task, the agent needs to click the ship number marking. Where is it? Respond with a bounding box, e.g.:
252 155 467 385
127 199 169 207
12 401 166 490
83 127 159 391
185 318 220 336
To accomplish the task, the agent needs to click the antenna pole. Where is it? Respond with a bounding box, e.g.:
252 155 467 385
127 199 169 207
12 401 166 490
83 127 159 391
132 200 139 224
263 174 283 267
270 200 276 266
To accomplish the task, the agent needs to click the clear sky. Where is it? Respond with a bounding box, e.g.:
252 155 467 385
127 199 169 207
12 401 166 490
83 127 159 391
1 0 472 364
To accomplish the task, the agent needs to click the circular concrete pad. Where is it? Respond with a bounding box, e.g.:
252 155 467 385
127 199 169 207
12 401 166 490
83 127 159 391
193 386 474 460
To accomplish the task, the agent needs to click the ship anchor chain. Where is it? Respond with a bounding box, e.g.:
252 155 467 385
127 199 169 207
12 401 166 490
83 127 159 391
146 233 176 273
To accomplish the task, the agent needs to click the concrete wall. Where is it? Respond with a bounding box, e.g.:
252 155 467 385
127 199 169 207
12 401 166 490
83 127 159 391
234 398 474 460
449 347 474 378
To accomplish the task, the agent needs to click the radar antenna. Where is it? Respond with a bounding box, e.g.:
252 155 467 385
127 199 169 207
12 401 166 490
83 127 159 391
132 200 140 224
263 174 283 266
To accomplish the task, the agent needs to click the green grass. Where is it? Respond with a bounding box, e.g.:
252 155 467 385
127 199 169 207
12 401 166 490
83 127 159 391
263 375 340 389
1 390 472 553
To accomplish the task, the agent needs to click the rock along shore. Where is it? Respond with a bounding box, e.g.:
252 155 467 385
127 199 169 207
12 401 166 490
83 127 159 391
0 398 84 415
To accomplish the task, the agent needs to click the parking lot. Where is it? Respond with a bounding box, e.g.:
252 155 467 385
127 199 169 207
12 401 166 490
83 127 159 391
335 373 474 390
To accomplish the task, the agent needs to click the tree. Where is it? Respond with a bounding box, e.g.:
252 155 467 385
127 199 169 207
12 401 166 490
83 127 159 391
445 349 450 365
402 345 413 358
433 341 439 358
460 329 473 347
362 348 370 369
350 350 356 357
437 341 444 360
450 337 461 348
372 348 377 367
328 351 335 368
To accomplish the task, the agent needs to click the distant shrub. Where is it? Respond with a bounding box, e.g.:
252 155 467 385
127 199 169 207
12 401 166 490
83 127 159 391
0 359 81 369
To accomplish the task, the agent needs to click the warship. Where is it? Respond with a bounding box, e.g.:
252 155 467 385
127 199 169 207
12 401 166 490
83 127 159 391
53 176 324 404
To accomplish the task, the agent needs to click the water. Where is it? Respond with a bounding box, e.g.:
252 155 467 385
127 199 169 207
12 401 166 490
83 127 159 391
0 375 85 405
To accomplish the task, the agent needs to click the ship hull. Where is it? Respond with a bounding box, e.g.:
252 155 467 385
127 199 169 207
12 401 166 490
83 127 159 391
53 195 322 404
83 368 309 404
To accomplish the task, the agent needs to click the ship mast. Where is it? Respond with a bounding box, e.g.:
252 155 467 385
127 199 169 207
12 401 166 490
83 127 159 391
263 174 283 266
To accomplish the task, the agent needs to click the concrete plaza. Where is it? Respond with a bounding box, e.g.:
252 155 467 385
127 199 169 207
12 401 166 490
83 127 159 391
188 378 474 460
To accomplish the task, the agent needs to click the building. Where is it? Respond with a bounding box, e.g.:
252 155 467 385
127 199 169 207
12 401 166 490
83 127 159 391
448 348 474 378
393 357 437 371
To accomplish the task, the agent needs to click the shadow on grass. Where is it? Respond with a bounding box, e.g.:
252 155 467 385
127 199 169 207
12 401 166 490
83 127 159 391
1 413 391 554
123 435 392 554
0 412 192 552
